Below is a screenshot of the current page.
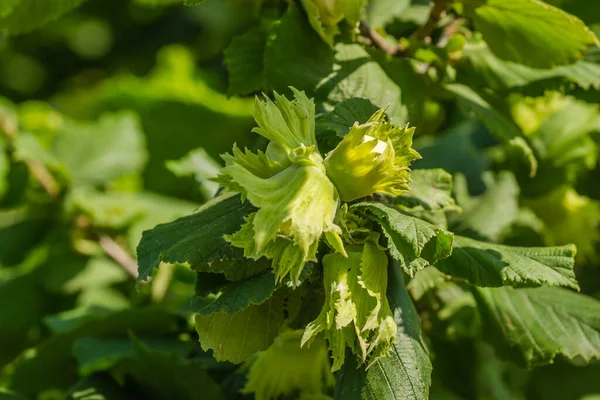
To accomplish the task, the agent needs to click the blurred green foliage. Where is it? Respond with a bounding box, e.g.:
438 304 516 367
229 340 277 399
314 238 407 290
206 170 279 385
0 0 599 399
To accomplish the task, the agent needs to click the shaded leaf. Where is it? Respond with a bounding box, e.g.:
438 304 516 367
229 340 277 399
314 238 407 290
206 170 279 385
127 340 225 400
224 26 267 96
196 272 276 316
9 309 183 395
265 7 407 124
317 98 380 137
72 337 190 376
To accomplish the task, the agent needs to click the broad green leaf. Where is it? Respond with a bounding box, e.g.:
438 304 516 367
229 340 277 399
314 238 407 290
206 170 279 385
336 260 432 400
195 288 295 363
317 98 380 137
352 202 453 276
394 169 457 212
196 273 276 316
127 340 225 400
451 172 520 242
369 53 444 136
461 38 600 91
407 266 448 301
264 7 332 96
322 43 407 124
467 0 599 68
475 286 600 366
53 112 147 186
224 26 267 96
265 7 407 124
183 0 205 5
0 0 87 35
136 193 262 282
436 235 578 289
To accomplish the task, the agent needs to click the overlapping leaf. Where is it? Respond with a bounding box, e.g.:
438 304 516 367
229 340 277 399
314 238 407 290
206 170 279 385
136 194 261 282
224 26 267 96
394 169 457 212
467 0 599 68
195 272 276 316
436 236 578 289
195 288 299 364
475 286 600 366
353 202 453 276
265 7 407 124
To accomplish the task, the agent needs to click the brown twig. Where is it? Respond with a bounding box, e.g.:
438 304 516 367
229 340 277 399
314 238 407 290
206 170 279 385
437 17 465 48
98 234 140 280
0 112 60 198
411 0 451 42
359 21 400 56
24 159 60 198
